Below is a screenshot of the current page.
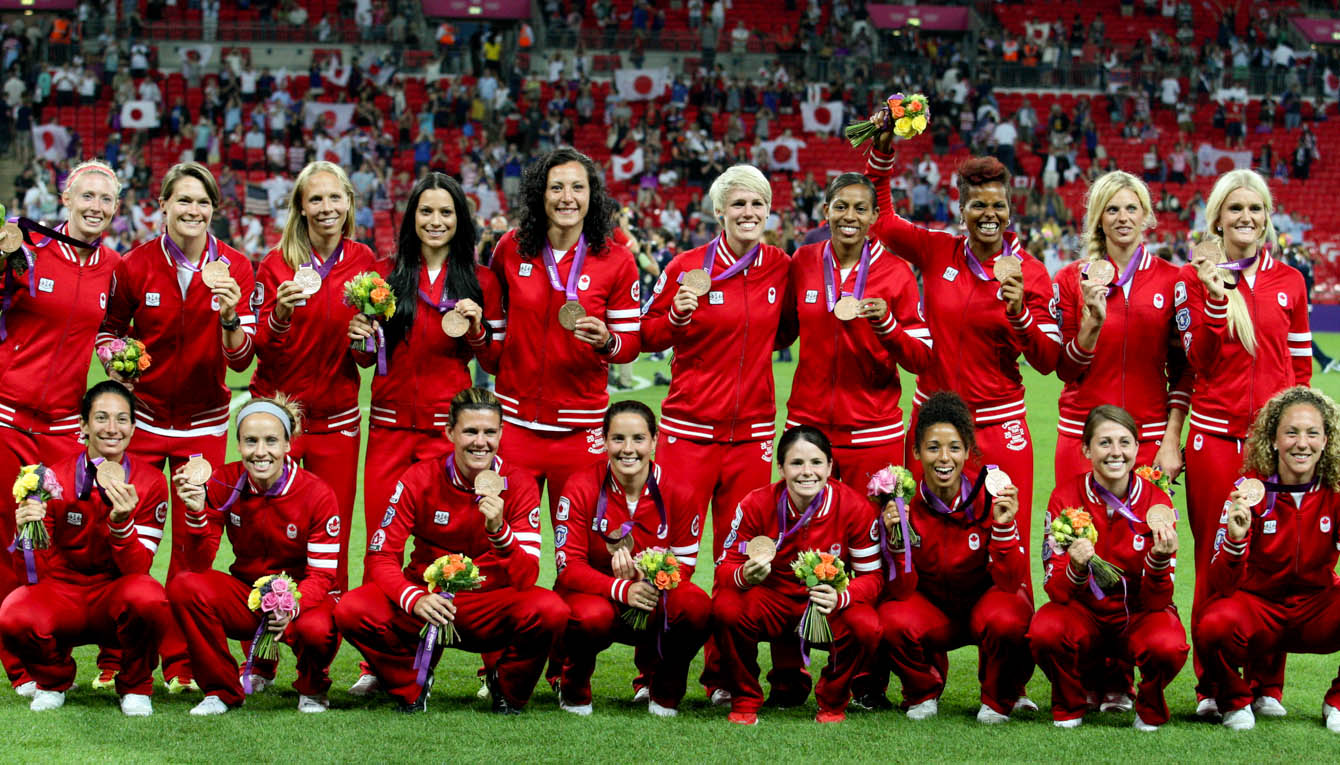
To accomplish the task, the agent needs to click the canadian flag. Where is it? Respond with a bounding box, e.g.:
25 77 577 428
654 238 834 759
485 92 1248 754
762 137 805 172
120 100 160 129
302 102 355 134
33 124 70 162
614 67 669 102
800 101 844 135
611 147 644 181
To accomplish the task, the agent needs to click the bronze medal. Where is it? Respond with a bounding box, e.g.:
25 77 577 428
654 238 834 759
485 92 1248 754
95 461 126 489
293 266 322 296
984 468 1013 496
1084 260 1116 286
745 535 777 564
0 222 22 254
992 256 1021 282
833 295 861 321
1237 477 1266 507
681 268 712 297
1145 504 1176 531
442 310 470 338
557 300 586 331
201 260 231 288
605 533 635 556
182 456 212 486
473 469 505 497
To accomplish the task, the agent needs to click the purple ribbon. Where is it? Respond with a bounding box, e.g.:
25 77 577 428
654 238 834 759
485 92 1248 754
877 495 913 580
444 454 507 499
541 234 588 302
163 231 224 275
6 534 36 585
1253 473 1319 517
1085 569 1131 626
821 240 872 312
361 323 388 376
413 593 452 688
775 485 827 552
241 618 266 694
418 274 458 313
594 467 666 546
921 469 989 524
655 590 670 659
960 231 1023 282
215 460 292 515
1089 474 1143 527
796 606 813 667
1215 246 1267 290
75 454 129 503
1099 244 1144 296
308 240 343 280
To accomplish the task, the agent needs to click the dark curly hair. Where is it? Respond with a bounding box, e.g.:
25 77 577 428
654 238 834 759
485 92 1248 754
515 147 618 258
1244 386 1340 491
956 155 1012 203
914 391 976 455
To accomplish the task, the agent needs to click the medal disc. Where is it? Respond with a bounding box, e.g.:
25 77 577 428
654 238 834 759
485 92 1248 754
557 300 586 331
442 310 470 338
681 269 712 297
605 533 635 556
1084 260 1116 286
293 267 322 296
182 456 212 486
201 261 231 288
745 535 777 564
833 296 861 321
95 461 126 488
1237 477 1266 507
1145 504 1176 530
984 468 1013 496
992 257 1021 282
473 469 505 497
0 222 21 254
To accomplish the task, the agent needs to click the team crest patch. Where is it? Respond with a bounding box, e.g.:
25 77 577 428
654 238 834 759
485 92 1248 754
967 532 980 551
1193 434 1204 451
250 283 264 309
691 516 701 538
760 441 773 462
657 522 668 539
805 289 819 304
578 274 591 291
1264 519 1277 534
369 529 386 552
870 519 881 541
1213 527 1227 552
1182 331 1192 351
155 502 168 524
587 428 605 454
653 271 668 295
529 506 541 529
99 292 107 309
943 266 959 282
767 287 776 304
631 281 640 302
390 482 405 504
556 497 570 521
210 295 221 312
146 292 161 307
1176 308 1191 332
286 523 298 539
38 278 54 293
1174 281 1187 306
1322 516 1332 533
1002 419 1028 451
708 291 724 305
66 512 83 526
519 262 533 277
554 525 568 549
433 510 451 525
1278 292 1288 307
229 512 242 527
326 516 340 537
829 543 842 556
1133 534 1145 551
381 507 396 527
599 517 609 532
555 550 567 572
1153 293 1164 309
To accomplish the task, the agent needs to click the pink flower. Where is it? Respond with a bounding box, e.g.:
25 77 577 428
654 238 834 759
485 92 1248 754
261 591 281 612
276 593 297 612
109 339 127 354
268 577 289 594
96 346 113 362
866 467 897 497
42 469 63 500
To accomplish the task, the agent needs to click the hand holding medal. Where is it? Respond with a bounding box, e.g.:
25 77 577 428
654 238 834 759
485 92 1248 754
993 255 1025 314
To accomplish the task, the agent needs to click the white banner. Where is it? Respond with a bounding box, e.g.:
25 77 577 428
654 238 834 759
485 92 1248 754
614 67 669 102
800 101 844 135
33 124 70 162
611 147 644 181
762 137 805 172
178 44 214 68
120 100 159 129
303 102 355 134
1196 143 1252 176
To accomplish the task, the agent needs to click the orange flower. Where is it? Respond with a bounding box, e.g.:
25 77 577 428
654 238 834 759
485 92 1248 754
654 571 671 589
819 553 836 565
670 569 681 584
665 554 678 566
814 562 838 580
370 287 390 303
890 105 905 118
886 97 903 111
137 354 151 371
373 277 388 288
907 100 923 113
1070 511 1093 530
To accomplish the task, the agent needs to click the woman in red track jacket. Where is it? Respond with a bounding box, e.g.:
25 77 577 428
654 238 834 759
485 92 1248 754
1053 171 1190 482
781 172 932 491
250 160 378 592
1030 405 1188 730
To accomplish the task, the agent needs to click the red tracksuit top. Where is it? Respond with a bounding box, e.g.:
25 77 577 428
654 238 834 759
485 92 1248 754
780 239 932 447
28 451 168 584
1054 250 1192 441
365 262 504 431
1178 253 1311 438
488 230 642 429
715 480 883 611
1207 473 1340 600
98 235 257 433
250 240 378 433
0 232 119 434
866 150 1060 424
183 457 339 607
641 239 790 443
553 460 704 604
882 472 1028 606
364 452 543 616
1043 473 1176 618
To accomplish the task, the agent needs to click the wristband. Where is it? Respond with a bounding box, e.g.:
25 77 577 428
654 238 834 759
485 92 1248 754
220 315 242 331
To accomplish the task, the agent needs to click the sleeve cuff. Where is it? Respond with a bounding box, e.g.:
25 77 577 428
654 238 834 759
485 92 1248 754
487 522 514 550
267 313 291 334
869 310 896 335
990 522 1019 544
732 566 751 590
1220 532 1250 557
1064 338 1095 365
1066 562 1088 585
609 578 632 604
867 148 896 175
836 590 851 611
1007 304 1033 327
1204 294 1229 321
668 307 691 326
467 325 488 346
1145 551 1173 571
184 511 210 530
107 519 135 538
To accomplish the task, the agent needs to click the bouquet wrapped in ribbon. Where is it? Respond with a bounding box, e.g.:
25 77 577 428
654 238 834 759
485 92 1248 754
243 573 301 693
420 553 486 647
867 464 921 551
621 547 681 630
1050 507 1122 589
1134 465 1173 496
96 337 151 381
343 271 397 375
846 92 931 148
792 550 849 646
11 463 61 550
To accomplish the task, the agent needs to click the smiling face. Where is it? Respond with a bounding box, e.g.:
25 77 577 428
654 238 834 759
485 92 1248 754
543 161 590 233
1082 420 1138 487
825 184 877 252
1217 186 1267 252
1100 187 1147 252
1274 403 1326 484
238 413 290 486
718 186 768 252
449 408 502 475
300 171 350 242
161 176 214 244
781 438 832 506
81 393 134 462
63 171 119 242
414 187 457 255
914 422 967 496
962 183 1009 253
605 412 654 485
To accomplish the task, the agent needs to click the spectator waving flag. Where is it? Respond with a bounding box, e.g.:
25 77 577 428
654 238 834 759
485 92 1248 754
1195 142 1252 176
303 102 355 134
615 67 669 102
801 101 844 135
611 147 644 181
762 136 805 172
179 44 214 68
32 124 70 162
120 100 160 129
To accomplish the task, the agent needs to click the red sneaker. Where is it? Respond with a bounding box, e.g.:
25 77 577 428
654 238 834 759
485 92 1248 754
815 709 846 724
727 711 759 726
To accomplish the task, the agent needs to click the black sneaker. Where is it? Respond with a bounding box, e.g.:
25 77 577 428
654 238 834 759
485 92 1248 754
487 671 521 716
850 692 894 711
398 671 433 714
763 689 811 709
652 372 672 386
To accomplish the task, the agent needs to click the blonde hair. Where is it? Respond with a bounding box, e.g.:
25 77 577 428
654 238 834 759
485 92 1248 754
1243 386 1340 491
709 164 773 215
1202 169 1276 356
279 161 358 270
235 392 304 441
1081 171 1154 262
64 159 123 198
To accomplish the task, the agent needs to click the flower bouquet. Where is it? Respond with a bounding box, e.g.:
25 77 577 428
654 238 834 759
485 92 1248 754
1134 465 1173 496
243 573 301 693
343 271 396 374
97 337 151 381
11 463 61 550
420 553 486 646
1050 507 1121 589
792 550 849 645
867 464 921 550
846 92 931 149
621 547 681 630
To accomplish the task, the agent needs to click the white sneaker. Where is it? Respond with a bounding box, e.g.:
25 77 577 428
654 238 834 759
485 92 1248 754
476 678 491 700
559 698 593 716
1196 697 1221 719
1252 695 1287 717
1325 358 1340 373
906 698 938 721
1134 715 1160 731
1100 692 1134 713
709 688 732 707
240 673 271 694
1323 703 1340 733
190 695 229 716
348 673 381 697
297 694 329 713
120 693 153 717
14 681 36 698
976 704 1010 724
648 699 677 717
1012 696 1039 713
1222 705 1256 731
1053 716 1083 728
632 686 650 703
29 689 65 712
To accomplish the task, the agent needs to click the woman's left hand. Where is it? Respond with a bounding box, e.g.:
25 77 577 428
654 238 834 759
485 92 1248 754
454 298 484 336
573 315 612 349
808 583 838 615
990 484 1019 525
477 494 504 534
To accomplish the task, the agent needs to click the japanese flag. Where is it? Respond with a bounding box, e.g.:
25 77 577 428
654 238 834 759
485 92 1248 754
302 102 355 134
32 124 70 162
324 57 351 87
179 44 214 68
800 101 844 135
762 137 805 172
614 67 669 102
120 100 160 129
611 147 644 181
1326 68 1339 101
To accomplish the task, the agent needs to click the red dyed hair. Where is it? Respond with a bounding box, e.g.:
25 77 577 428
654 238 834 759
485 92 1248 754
956 156 1011 201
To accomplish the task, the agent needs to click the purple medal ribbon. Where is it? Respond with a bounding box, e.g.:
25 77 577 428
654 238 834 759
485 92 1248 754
413 592 453 688
418 272 458 313
215 460 292 515
774 485 827 552
308 240 343 281
1089 474 1144 527
24 217 102 251
444 454 507 500
877 495 914 580
960 231 1023 282
1109 244 1143 293
1247 473 1319 517
6 502 40 583
360 324 388 376
541 234 588 302
242 620 267 694
594 467 667 545
1215 245 1268 291
676 235 761 289
75 454 130 503
163 231 224 275
821 240 872 312
923 468 990 523
0 221 95 340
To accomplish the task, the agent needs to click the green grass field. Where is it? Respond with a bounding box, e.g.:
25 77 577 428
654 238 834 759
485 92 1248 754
8 337 1340 763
